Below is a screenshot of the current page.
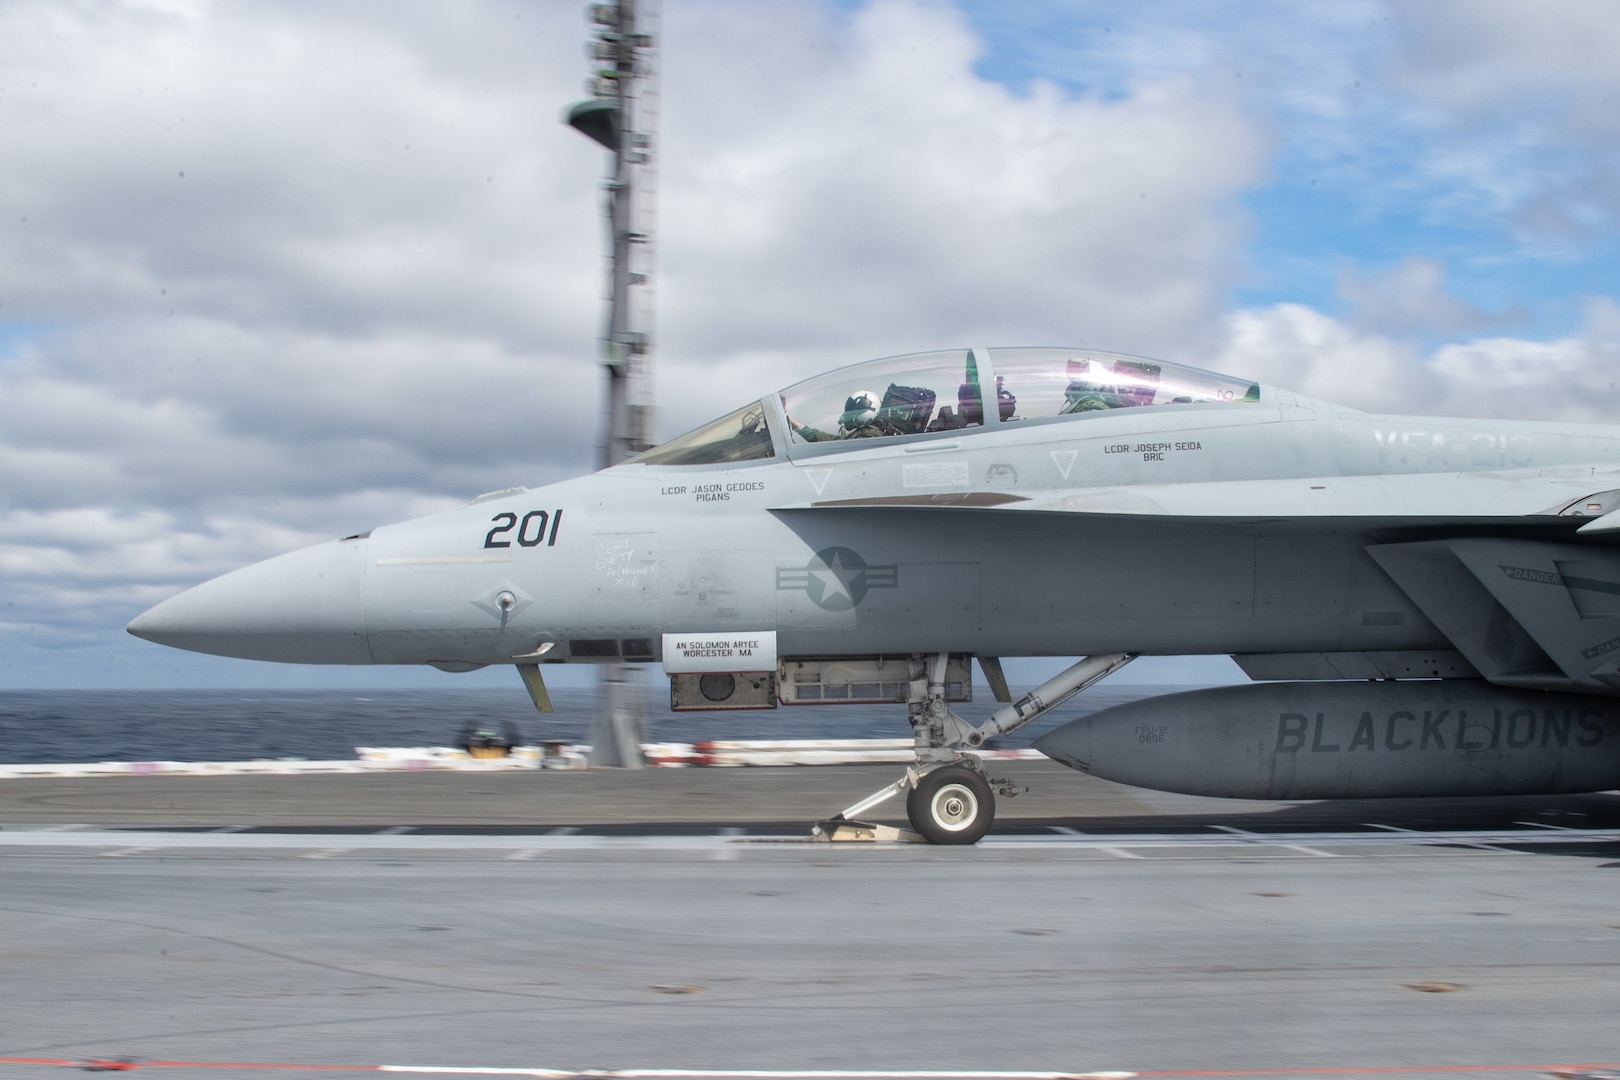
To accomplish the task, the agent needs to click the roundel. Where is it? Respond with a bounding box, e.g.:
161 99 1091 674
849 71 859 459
776 546 900 612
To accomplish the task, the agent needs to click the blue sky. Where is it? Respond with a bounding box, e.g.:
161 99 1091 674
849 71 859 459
958 1 1620 343
4 0 1620 691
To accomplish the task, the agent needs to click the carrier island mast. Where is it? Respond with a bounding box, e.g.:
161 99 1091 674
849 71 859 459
566 0 660 766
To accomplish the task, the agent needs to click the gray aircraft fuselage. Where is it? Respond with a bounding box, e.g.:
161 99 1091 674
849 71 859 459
129 346 1620 820
128 347 1620 672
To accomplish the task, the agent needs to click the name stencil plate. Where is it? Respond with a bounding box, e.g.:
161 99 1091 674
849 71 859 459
662 631 778 673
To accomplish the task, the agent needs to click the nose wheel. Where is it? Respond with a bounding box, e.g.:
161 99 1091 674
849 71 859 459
813 758 1007 844
812 653 1133 844
906 764 995 845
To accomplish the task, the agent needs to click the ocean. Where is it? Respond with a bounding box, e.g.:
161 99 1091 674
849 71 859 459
0 683 1181 765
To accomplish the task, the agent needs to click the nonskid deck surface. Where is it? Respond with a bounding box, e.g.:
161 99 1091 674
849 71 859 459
2 822 1620 862
3 1065 1618 1080
3 814 1619 1080
5 765 1620 1080
2 760 1619 835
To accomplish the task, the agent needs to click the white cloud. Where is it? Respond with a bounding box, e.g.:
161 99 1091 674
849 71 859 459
1209 303 1423 412
652 0 1267 434
1393 0 1620 133
0 3 601 341
1427 297 1620 423
1213 296 1620 423
1389 0 1620 241
0 322 599 514
1338 256 1495 337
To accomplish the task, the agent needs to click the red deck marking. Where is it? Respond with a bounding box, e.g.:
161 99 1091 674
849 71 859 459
0 1059 381 1073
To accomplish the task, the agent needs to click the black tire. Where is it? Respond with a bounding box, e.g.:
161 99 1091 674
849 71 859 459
906 765 995 845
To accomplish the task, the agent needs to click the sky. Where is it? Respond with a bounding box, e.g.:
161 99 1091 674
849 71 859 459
4 0 1620 690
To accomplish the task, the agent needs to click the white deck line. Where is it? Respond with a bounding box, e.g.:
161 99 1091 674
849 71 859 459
0 742 1046 778
1208 824 1337 857
0 826 1615 853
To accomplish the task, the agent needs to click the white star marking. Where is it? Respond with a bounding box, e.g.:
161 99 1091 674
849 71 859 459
810 551 863 606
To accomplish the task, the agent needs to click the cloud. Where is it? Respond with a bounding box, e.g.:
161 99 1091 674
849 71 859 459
0 2 603 339
653 0 1267 432
0 0 609 538
1208 303 1424 412
0 321 599 517
1427 297 1620 423
1389 0 1620 241
1337 256 1497 337
1211 296 1620 422
1393 0 1620 132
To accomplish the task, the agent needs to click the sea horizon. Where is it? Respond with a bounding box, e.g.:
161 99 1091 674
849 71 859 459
0 683 1197 765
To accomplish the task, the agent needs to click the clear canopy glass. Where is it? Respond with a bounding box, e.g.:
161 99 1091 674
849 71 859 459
989 348 1261 421
627 348 1264 466
780 349 983 445
627 400 774 466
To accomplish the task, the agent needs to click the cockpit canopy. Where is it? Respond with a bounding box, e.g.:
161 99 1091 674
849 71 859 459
627 347 1262 466
625 400 773 467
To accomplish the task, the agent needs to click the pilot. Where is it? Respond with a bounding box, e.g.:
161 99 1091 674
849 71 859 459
836 389 890 439
1112 359 1162 407
790 390 894 440
1060 374 1127 413
1062 389 1122 412
789 390 890 442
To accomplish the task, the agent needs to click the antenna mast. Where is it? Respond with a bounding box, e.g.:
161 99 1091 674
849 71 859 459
566 0 660 766
568 0 658 467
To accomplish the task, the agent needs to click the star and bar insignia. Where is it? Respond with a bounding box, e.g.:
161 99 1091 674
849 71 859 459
775 546 899 612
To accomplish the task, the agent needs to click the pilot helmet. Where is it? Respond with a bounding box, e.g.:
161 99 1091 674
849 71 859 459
839 390 879 430
1065 357 1106 396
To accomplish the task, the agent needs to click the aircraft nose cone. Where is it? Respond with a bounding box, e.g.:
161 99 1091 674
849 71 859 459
127 537 373 664
1033 715 1093 772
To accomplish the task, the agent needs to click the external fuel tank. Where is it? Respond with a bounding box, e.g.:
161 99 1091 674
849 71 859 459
1034 680 1620 800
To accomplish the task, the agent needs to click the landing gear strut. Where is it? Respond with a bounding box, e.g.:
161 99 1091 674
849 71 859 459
812 651 1135 844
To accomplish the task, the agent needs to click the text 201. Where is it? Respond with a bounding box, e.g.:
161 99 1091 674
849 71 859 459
484 509 564 549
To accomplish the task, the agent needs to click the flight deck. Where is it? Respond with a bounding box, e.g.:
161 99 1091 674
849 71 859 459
3 764 1619 1080
1 759 1619 837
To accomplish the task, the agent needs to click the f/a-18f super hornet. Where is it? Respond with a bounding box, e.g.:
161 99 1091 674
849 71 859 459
130 347 1620 842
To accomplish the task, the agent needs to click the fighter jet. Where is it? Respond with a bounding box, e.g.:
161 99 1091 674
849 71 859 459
128 346 1620 842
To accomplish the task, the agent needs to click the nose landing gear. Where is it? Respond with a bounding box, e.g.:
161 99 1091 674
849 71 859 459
812 651 1135 845
811 756 1006 844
